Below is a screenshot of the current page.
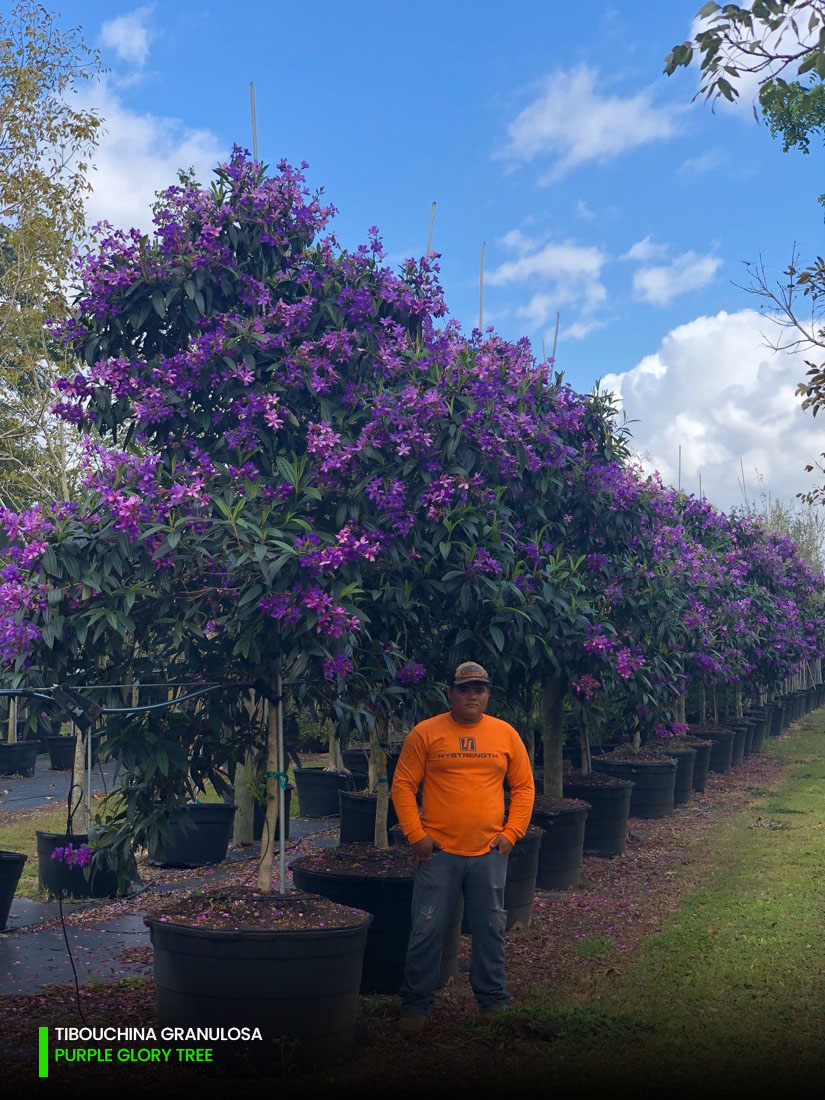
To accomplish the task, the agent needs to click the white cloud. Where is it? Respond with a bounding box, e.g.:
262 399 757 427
679 148 726 175
100 5 155 67
78 78 225 233
497 228 535 254
498 65 680 182
621 235 669 263
600 309 821 508
560 317 611 341
575 199 596 221
488 238 607 322
632 250 722 306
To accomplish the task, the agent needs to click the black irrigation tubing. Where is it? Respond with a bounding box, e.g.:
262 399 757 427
1 677 329 716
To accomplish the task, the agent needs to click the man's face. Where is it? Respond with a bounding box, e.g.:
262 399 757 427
447 681 490 724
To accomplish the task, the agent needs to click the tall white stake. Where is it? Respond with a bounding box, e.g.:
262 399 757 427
250 81 258 164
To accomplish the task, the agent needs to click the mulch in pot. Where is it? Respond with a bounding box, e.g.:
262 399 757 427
146 886 369 932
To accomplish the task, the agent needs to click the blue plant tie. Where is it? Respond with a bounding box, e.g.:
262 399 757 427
377 777 389 784
266 770 290 789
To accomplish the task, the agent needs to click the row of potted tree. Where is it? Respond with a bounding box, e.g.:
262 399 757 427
1 149 823 1070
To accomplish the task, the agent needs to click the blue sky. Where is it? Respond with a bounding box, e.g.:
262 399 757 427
51 0 823 508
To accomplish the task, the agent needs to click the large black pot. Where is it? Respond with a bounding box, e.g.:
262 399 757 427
290 853 461 995
503 824 543 929
769 703 785 736
726 724 747 767
691 728 735 773
340 748 400 785
47 735 77 771
338 789 398 844
0 850 27 930
147 896 372 1075
0 740 38 777
294 768 349 816
687 740 712 793
591 758 677 819
669 748 696 805
745 711 768 754
46 734 102 770
252 787 293 842
150 803 237 868
562 775 633 856
36 831 121 899
531 801 589 889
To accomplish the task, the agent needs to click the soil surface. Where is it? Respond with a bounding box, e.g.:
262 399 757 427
532 795 588 812
562 767 634 788
146 887 371 932
290 841 415 878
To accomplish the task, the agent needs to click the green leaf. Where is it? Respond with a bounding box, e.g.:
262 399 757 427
151 290 166 318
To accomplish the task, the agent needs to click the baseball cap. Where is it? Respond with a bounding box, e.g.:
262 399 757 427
451 661 491 686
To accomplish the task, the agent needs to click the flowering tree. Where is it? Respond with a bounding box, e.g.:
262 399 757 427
2 148 823 882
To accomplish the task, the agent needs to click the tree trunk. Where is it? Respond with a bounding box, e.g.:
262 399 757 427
69 723 89 833
579 723 591 774
524 681 535 769
256 692 280 892
232 753 254 846
541 676 565 797
233 692 259 846
372 712 389 849
324 723 346 772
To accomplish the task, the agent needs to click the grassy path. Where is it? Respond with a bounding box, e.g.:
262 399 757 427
518 711 825 1091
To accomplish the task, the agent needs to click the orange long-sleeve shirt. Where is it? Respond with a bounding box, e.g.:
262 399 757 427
391 711 535 857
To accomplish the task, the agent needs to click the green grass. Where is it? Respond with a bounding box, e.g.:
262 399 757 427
0 804 77 898
518 714 825 1088
573 933 615 958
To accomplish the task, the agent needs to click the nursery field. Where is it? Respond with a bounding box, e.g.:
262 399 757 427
2 711 824 1096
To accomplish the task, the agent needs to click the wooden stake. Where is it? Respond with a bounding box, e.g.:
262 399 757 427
426 201 436 256
551 311 560 361
250 81 258 164
479 241 486 333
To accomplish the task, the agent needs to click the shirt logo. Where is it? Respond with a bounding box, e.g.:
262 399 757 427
459 736 476 751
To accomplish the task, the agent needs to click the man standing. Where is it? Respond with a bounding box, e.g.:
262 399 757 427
391 661 535 1032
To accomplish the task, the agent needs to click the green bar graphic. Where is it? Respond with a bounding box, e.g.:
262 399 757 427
38 1026 48 1077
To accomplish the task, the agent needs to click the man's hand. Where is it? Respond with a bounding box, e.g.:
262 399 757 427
411 835 442 869
491 834 513 856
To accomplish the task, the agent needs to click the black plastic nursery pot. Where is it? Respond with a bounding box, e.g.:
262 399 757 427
0 740 38 777
290 855 461 995
768 703 785 737
147 897 372 1075
745 711 768 754
149 803 237 868
688 740 712 793
47 735 76 771
669 747 697 805
252 786 292 842
338 789 398 844
562 775 633 856
293 768 349 816
0 850 27 930
531 801 589 889
691 728 735 773
36 831 121 899
591 758 677 819
502 825 543 928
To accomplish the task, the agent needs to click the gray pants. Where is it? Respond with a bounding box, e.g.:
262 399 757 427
399 848 509 1014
